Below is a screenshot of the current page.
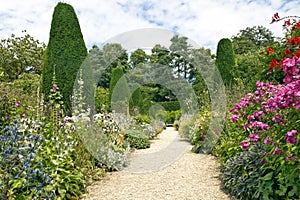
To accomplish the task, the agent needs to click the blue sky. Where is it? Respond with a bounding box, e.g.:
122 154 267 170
0 0 299 53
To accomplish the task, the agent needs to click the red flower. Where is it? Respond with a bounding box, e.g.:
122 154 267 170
283 49 291 57
292 21 300 30
266 47 274 55
283 19 291 26
296 50 300 57
269 58 281 69
274 12 280 20
287 36 300 46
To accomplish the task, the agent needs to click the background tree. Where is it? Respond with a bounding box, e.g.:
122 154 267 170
97 43 129 88
130 48 149 68
215 38 235 86
169 35 196 82
231 26 275 55
0 31 45 81
42 2 87 114
150 44 172 65
231 26 276 90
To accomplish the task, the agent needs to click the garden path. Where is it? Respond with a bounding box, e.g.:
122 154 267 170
81 127 229 200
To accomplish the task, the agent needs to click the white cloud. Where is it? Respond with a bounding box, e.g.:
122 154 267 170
0 0 299 53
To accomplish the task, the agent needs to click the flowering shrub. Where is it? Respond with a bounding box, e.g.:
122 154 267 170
0 121 53 199
218 14 300 199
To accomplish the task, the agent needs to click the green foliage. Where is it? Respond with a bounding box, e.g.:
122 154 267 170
150 44 172 65
125 130 150 149
109 66 131 113
169 35 196 81
165 110 182 124
42 2 87 115
215 38 235 86
92 43 129 89
130 48 149 67
221 143 267 200
95 87 110 112
0 74 41 130
231 26 275 55
158 101 180 111
0 31 45 81
178 116 196 142
129 86 144 114
134 114 151 124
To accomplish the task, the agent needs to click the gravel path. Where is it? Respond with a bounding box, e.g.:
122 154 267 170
81 127 230 200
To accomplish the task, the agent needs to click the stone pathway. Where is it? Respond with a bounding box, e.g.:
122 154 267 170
81 127 230 200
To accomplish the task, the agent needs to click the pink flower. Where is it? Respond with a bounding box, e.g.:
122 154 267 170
249 133 260 142
264 137 271 144
52 84 57 92
16 100 21 107
247 115 255 121
231 115 239 122
241 140 250 150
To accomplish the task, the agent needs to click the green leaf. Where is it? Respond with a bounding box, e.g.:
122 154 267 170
260 172 273 181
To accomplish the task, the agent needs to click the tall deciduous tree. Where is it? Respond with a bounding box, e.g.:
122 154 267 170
97 43 129 88
42 2 87 114
0 31 45 81
169 35 195 82
231 26 275 55
215 38 235 86
130 48 149 68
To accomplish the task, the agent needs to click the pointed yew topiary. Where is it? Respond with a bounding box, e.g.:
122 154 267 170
42 2 87 114
215 38 235 86
109 66 131 114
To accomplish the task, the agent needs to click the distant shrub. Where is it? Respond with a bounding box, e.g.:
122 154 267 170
125 130 150 149
158 101 180 111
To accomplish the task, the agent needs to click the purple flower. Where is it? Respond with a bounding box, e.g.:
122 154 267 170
16 100 21 107
5 115 8 120
249 133 260 142
260 158 266 164
285 136 297 144
286 155 297 162
231 115 239 122
22 113 27 117
285 130 297 144
286 130 297 137
247 115 255 121
264 137 271 144
241 140 250 150
273 147 281 155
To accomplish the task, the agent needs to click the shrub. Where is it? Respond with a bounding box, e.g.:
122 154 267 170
221 143 267 200
178 116 195 142
217 14 300 200
125 130 150 149
158 101 180 111
190 109 211 152
134 114 151 124
166 110 182 124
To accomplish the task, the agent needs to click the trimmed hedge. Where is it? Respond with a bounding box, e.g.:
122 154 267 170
158 101 180 111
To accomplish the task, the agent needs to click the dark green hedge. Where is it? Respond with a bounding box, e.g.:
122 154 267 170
158 101 180 111
42 2 87 114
